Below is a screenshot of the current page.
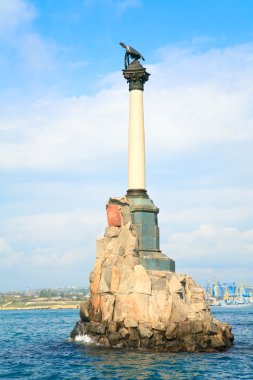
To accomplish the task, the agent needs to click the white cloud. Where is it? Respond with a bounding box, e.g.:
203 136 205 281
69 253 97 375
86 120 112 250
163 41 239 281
164 224 253 283
115 0 141 14
0 237 23 267
0 209 106 288
0 238 6 251
0 89 128 169
1 43 253 170
31 247 85 267
160 207 252 230
145 44 253 155
1 41 253 288
6 210 105 245
2 211 252 287
0 0 36 37
18 32 56 71
157 187 253 223
0 0 57 75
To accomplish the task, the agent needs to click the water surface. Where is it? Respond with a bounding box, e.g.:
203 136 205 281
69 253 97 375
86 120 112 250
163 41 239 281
1 307 252 379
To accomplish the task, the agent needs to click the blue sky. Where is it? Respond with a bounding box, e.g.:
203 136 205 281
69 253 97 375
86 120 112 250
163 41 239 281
1 0 253 291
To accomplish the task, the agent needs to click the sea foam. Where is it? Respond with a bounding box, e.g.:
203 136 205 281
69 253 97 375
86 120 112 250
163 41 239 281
74 334 94 344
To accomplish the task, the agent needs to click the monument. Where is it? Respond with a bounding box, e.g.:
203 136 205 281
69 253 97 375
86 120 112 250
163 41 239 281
119 42 175 272
70 44 234 352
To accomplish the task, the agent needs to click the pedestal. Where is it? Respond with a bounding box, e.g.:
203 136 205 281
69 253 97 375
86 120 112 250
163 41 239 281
107 195 175 272
127 193 175 271
70 196 234 352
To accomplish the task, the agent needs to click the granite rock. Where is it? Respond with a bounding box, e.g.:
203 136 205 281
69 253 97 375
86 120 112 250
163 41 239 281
71 197 234 352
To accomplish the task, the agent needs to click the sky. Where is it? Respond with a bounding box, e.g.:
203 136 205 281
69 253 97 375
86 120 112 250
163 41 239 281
1 0 253 291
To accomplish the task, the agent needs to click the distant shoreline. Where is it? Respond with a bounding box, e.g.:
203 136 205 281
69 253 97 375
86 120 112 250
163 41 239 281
0 304 80 311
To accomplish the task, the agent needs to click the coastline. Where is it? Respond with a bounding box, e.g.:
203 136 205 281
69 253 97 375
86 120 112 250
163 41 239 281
0 304 80 311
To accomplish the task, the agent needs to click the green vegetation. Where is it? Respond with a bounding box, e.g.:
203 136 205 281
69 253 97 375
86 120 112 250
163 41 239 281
0 287 89 310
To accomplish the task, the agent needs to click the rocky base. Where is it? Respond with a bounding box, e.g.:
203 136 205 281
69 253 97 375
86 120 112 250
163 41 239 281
70 196 234 352
71 310 233 352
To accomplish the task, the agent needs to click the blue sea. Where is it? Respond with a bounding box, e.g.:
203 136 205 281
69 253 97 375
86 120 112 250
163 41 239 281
0 307 253 379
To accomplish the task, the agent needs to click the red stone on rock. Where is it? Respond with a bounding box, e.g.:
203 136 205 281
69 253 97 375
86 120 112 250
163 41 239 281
107 204 122 227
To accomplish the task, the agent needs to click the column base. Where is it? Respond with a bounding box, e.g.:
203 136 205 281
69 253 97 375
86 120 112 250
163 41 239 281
127 188 148 197
125 192 175 272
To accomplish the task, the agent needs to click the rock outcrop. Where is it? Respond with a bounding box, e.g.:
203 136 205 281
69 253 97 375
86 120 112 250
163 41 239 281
71 197 234 352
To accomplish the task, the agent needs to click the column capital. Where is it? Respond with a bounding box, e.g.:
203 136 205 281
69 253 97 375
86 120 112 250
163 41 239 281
123 60 150 91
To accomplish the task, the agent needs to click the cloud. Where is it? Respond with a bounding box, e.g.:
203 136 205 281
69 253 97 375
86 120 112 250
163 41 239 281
115 0 142 14
0 237 23 267
157 187 253 225
0 0 36 37
145 44 253 155
160 207 252 231
1 43 253 171
82 0 142 14
1 40 253 289
0 209 106 288
18 32 56 71
6 210 105 245
0 89 128 169
1 210 252 288
163 224 253 283
31 247 85 267
0 0 57 78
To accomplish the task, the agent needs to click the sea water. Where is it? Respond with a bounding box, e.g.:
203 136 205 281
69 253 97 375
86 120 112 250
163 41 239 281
0 307 253 379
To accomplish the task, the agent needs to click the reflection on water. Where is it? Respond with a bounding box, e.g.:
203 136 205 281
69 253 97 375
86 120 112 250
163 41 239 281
75 346 185 379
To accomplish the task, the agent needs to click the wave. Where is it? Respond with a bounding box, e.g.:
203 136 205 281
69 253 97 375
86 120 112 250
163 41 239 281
74 334 95 344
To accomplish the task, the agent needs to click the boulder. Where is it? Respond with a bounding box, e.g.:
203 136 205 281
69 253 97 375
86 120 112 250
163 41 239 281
124 316 138 328
127 328 140 348
100 294 115 322
119 327 129 338
133 265 151 295
98 275 110 293
117 267 135 294
107 321 118 333
121 206 132 224
152 322 166 331
110 265 120 292
165 323 177 340
98 336 110 346
104 226 121 238
152 331 166 346
204 320 219 335
88 323 106 334
108 332 121 345
151 277 166 291
80 299 91 322
138 325 153 338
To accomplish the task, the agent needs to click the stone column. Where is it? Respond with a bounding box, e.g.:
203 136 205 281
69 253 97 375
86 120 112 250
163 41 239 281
122 58 175 272
123 59 150 196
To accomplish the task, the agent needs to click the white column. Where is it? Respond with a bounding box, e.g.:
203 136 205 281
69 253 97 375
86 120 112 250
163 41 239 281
128 89 146 190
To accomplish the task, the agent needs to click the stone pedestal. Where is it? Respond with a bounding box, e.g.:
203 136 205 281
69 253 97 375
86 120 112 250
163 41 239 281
127 194 175 271
70 197 234 352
